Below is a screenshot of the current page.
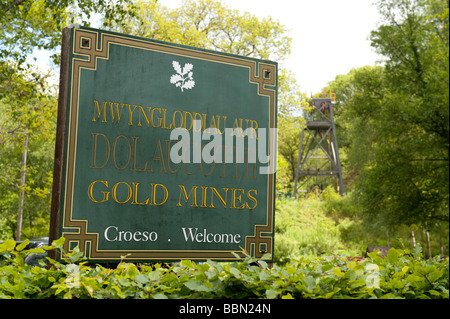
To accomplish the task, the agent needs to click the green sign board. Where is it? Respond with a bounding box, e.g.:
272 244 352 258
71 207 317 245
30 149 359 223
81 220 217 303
49 26 277 262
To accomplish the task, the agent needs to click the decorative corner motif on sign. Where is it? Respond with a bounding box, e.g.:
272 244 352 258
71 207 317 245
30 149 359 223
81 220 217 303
170 61 195 92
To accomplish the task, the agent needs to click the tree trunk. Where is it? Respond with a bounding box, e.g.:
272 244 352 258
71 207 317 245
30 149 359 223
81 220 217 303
426 229 432 259
16 130 28 241
386 229 391 248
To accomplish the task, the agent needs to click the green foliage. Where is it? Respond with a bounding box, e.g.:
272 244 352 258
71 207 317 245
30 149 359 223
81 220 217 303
0 0 138 240
0 238 447 299
0 0 136 64
276 116 303 191
326 0 449 233
274 195 364 263
0 64 57 239
104 0 291 62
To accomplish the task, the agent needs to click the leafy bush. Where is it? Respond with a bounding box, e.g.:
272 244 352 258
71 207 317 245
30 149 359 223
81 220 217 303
0 238 448 299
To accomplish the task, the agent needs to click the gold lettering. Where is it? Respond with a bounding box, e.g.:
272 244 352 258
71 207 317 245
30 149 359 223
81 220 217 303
200 160 215 176
149 139 167 173
162 108 172 129
182 162 199 175
232 118 243 136
172 110 184 129
92 100 107 122
109 102 125 124
112 182 132 204
209 115 217 130
249 120 258 139
244 148 257 180
150 107 162 127
231 188 245 209
193 112 204 131
130 137 148 171
137 105 150 127
114 103 125 123
126 104 135 125
153 183 169 205
177 185 199 207
184 111 193 131
165 140 180 174
209 187 229 208
88 180 110 203
246 189 257 209
131 182 150 205
90 133 110 169
200 186 208 207
220 116 227 134
112 135 131 170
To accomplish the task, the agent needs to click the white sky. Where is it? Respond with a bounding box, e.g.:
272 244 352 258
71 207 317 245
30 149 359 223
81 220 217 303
161 0 383 95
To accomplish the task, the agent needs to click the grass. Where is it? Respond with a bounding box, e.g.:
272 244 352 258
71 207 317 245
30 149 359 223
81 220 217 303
274 188 449 264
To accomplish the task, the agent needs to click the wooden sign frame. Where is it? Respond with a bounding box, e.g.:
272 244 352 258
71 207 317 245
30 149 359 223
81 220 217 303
49 26 277 263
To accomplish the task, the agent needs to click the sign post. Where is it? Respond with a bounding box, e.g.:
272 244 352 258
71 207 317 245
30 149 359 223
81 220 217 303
49 26 277 262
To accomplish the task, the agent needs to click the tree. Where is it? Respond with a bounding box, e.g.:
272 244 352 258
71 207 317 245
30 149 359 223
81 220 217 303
0 0 136 64
0 0 137 239
105 0 291 62
276 69 309 192
0 64 57 239
327 0 449 237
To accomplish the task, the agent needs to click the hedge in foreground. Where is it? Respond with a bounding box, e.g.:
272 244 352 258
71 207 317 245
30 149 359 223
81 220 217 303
0 238 448 299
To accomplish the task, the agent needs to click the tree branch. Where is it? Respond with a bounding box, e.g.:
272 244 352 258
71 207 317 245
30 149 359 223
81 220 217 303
3 0 27 15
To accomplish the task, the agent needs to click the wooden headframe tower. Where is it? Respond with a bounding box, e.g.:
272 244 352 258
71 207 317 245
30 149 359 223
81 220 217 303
293 92 344 196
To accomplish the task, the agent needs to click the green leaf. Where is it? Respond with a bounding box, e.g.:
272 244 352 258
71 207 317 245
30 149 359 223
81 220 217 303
333 268 345 277
428 290 441 296
266 289 279 299
257 260 268 269
303 276 316 290
148 269 164 281
16 239 29 252
81 282 94 298
429 269 443 283
231 251 241 259
287 266 297 275
321 264 334 272
413 244 423 257
51 237 65 249
180 260 195 268
184 280 213 292
0 239 16 252
391 279 405 289
261 253 272 260
229 267 242 278
134 274 150 284
117 277 130 286
380 293 401 299
258 270 270 281
366 274 380 289
151 293 168 299
350 280 366 289
387 249 400 263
